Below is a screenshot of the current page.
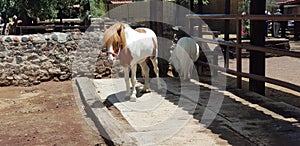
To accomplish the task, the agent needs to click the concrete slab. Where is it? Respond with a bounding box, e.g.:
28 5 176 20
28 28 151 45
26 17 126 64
93 78 228 146
75 77 137 146
77 76 300 146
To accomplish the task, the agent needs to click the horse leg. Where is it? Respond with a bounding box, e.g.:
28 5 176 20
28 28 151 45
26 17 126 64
130 64 137 102
123 67 131 97
150 57 161 89
183 61 191 80
140 61 150 93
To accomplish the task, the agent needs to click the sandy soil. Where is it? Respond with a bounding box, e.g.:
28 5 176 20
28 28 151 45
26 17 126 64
0 81 106 146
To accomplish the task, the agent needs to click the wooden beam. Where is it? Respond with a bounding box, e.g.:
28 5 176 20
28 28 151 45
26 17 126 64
186 14 300 21
75 77 137 145
249 0 266 95
224 0 230 41
236 19 242 89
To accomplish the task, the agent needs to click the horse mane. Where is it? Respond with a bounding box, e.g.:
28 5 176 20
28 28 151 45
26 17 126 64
102 22 127 51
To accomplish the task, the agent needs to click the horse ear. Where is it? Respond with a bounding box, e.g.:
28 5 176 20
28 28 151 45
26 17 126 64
104 25 108 31
117 24 126 49
117 25 123 36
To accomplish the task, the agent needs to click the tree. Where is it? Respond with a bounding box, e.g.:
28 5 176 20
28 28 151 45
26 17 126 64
89 0 106 17
239 0 251 38
0 0 92 34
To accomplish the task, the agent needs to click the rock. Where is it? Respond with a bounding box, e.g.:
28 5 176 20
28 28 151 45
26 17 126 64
4 63 14 69
13 74 23 80
27 54 39 61
39 55 48 62
12 42 19 47
32 36 46 44
53 77 60 82
27 44 34 50
31 59 42 66
57 33 67 43
66 32 74 41
5 37 12 42
12 80 20 86
0 79 10 86
41 61 53 69
48 68 61 75
38 70 51 81
0 45 7 51
20 74 29 80
33 80 40 85
21 37 30 42
5 57 14 63
16 56 23 64
0 53 5 59
51 34 58 41
6 76 13 80
28 36 33 42
72 32 82 40
59 73 71 81
13 37 20 42
27 64 40 71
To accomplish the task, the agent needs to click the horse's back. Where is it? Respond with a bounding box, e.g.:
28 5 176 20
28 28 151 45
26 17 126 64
177 37 199 62
125 27 158 65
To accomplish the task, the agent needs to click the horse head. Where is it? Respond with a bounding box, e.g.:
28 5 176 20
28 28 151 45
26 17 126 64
102 22 127 62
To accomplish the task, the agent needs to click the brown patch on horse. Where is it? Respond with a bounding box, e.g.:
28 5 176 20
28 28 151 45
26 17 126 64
119 47 133 67
135 28 147 33
150 38 157 59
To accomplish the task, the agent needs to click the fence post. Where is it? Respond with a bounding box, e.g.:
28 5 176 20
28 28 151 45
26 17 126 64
249 0 266 95
236 19 242 89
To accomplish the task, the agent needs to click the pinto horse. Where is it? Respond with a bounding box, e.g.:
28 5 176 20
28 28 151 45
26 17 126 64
102 22 161 102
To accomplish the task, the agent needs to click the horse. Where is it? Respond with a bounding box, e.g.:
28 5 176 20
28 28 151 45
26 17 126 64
102 22 161 102
170 37 199 80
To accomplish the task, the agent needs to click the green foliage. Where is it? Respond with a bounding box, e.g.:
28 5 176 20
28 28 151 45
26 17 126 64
90 0 106 17
202 0 209 5
239 0 251 14
239 0 251 38
192 0 210 5
0 0 86 20
27 0 61 20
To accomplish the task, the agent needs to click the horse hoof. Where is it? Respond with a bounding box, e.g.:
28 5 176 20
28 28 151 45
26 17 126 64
130 97 137 102
141 88 151 93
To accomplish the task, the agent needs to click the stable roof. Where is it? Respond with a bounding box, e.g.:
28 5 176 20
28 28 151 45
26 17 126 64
109 0 132 4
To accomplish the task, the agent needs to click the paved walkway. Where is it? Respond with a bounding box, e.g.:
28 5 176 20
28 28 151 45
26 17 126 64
93 78 228 145
76 76 300 145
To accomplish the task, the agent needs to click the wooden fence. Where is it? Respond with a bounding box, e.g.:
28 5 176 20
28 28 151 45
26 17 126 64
187 14 300 92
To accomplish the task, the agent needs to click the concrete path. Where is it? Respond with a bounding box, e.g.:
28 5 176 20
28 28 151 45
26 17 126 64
75 76 300 145
93 78 229 146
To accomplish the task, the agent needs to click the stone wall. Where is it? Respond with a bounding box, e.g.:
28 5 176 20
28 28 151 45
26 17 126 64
0 31 112 86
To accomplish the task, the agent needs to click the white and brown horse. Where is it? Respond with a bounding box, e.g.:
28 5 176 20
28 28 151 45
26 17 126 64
102 22 161 101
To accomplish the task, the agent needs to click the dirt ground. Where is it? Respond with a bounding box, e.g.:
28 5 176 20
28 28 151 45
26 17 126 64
0 80 106 146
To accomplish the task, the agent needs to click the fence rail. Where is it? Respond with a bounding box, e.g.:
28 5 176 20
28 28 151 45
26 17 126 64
187 14 300 93
186 14 300 21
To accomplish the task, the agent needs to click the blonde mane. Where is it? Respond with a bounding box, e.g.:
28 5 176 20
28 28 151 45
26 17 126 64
102 22 127 53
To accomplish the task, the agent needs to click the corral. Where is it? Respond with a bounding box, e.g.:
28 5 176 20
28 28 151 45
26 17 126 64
1 0 300 145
